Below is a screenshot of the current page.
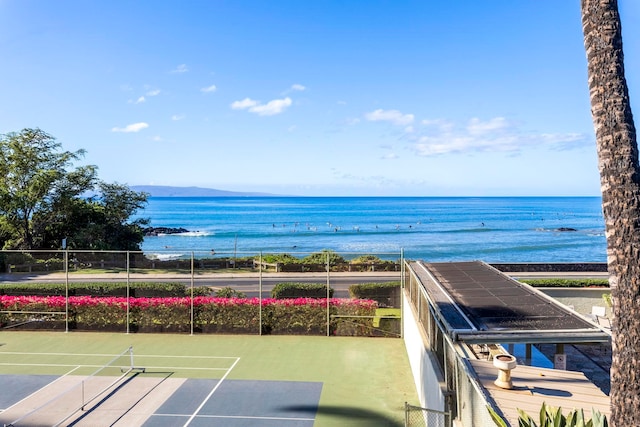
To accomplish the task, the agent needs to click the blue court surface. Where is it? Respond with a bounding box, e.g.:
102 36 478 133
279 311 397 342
0 373 322 427
144 378 323 427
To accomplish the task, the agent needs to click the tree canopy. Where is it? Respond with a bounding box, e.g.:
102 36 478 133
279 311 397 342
0 128 149 251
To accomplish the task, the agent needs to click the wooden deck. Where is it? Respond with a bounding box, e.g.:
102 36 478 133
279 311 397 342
469 359 610 425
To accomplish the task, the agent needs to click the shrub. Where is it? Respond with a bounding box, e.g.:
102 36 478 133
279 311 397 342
259 253 300 264
519 278 609 288
271 282 334 299
0 282 210 297
332 298 378 336
0 295 378 336
215 287 246 298
195 297 260 334
349 282 400 307
263 297 329 335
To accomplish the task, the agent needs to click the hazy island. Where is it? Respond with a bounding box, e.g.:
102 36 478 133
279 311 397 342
130 185 279 197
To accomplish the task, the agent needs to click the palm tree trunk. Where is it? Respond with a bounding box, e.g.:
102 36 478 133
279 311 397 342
581 0 640 425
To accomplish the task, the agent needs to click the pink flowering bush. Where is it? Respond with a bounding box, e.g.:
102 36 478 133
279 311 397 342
0 295 379 335
194 297 261 334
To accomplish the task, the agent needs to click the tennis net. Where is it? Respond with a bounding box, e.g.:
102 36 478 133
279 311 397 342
4 346 145 427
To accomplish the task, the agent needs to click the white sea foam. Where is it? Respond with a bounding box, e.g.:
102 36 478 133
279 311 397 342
177 231 213 237
147 253 184 261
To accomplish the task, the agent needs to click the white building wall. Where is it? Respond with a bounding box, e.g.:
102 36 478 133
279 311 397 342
403 294 447 411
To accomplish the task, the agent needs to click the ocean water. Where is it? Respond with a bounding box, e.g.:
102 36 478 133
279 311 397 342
135 197 606 263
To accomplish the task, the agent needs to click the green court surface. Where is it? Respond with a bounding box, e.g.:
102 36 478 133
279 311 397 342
0 332 418 426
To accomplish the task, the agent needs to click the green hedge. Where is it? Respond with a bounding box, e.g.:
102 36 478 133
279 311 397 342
519 278 609 288
349 282 401 307
1 296 378 336
271 282 334 299
0 282 212 297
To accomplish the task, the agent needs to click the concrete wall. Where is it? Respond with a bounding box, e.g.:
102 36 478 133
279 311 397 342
538 287 611 317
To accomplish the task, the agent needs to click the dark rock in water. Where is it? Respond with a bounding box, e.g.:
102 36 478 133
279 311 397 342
556 227 577 232
143 227 189 236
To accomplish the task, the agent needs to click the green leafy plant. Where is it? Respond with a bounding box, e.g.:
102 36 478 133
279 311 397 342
302 250 346 266
271 282 334 299
215 287 246 298
489 402 608 427
348 281 400 307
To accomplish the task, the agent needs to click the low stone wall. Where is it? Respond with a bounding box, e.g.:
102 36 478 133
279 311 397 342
490 263 607 273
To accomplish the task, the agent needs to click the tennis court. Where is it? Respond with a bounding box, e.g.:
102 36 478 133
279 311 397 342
0 332 417 426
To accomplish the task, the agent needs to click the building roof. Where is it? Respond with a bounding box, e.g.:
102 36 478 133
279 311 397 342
408 260 610 344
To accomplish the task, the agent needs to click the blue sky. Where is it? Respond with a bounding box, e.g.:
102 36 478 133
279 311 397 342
1 1 639 197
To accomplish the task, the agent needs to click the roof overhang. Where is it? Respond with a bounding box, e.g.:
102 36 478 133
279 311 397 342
407 260 610 345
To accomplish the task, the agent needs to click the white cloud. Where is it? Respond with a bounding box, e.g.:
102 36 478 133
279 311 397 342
365 109 414 126
146 89 161 96
249 97 292 116
231 97 292 116
467 117 509 135
111 122 149 133
201 84 217 93
231 98 259 110
171 64 189 74
382 153 399 160
171 114 185 121
291 84 306 91
127 96 146 104
408 117 588 156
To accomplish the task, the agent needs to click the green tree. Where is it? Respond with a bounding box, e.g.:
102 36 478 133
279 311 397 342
0 128 85 249
0 128 149 251
581 0 640 424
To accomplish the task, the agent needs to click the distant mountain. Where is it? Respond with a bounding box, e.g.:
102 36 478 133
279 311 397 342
130 185 279 197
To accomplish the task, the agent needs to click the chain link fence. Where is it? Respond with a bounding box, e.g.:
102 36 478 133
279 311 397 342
404 402 451 427
0 249 403 337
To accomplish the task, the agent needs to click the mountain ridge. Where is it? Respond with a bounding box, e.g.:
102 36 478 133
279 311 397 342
130 185 279 197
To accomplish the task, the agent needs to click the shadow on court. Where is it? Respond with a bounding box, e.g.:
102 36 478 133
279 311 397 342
282 405 402 427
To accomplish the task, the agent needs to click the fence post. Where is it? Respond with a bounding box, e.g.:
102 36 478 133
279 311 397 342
126 251 130 334
326 252 330 337
404 402 409 427
259 251 263 336
65 249 69 333
190 251 194 336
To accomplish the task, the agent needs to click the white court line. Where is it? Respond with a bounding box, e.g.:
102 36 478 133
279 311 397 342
154 413 316 422
0 363 124 368
0 351 127 357
0 365 82 414
1 363 234 373
196 414 316 421
183 357 241 427
137 354 240 359
1 351 240 359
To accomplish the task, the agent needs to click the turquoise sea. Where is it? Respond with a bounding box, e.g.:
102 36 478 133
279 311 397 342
136 197 606 263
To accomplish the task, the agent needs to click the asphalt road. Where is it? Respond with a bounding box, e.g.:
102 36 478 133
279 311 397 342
0 269 607 298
